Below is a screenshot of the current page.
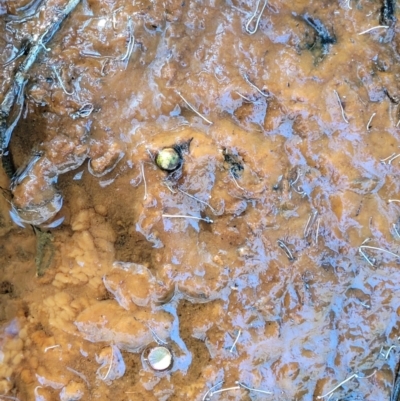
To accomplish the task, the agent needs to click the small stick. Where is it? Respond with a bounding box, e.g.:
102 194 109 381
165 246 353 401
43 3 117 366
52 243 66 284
385 345 397 359
333 90 348 123
393 224 400 239
164 181 177 194
162 214 213 224
112 6 123 29
141 163 147 200
70 103 94 119
44 344 60 352
304 210 318 238
245 0 268 35
52 66 74 95
317 371 376 399
397 118 400 127
315 218 321 244
380 153 396 163
236 381 273 395
2 79 27 149
145 323 168 345
346 0 352 9
388 154 400 164
230 170 245 191
120 17 134 69
234 91 253 102
362 237 372 245
11 150 43 190
210 386 241 397
242 72 269 97
176 91 213 125
359 247 375 266
277 239 294 261
203 381 224 401
34 387 42 399
229 330 241 353
177 188 217 214
360 245 398 258
358 25 389 35
102 346 114 381
66 366 91 388
389 199 400 203
366 112 376 130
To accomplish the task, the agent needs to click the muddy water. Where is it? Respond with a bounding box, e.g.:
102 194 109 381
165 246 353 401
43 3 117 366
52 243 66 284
1 0 400 400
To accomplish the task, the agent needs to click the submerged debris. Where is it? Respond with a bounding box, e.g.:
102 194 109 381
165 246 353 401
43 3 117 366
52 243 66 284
222 149 244 179
96 345 126 383
380 0 396 26
5 0 44 22
302 13 336 48
0 0 82 155
34 227 55 277
245 0 268 35
70 103 94 119
294 12 336 60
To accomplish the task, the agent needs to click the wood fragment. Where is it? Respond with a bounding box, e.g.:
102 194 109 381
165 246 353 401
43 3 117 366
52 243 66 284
0 0 82 155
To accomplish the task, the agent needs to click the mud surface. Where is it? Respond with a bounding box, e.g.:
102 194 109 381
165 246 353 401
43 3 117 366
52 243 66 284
1 0 400 400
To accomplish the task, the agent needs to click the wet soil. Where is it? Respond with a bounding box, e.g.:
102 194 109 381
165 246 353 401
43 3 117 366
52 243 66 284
1 0 400 400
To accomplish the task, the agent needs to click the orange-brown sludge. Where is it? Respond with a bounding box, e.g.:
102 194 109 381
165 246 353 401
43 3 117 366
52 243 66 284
1 0 400 400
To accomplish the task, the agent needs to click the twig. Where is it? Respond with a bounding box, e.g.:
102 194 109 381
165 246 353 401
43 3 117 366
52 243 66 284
317 371 376 399
141 163 147 200
102 346 114 380
52 66 74 95
359 245 399 266
230 170 245 190
0 0 82 154
33 387 42 399
210 386 241 397
381 153 395 163
358 25 389 35
234 91 253 102
388 154 400 164
242 72 269 97
145 323 168 345
44 344 60 352
388 199 400 203
70 103 94 119
10 151 42 190
229 330 241 353
315 218 321 244
366 112 376 130
384 345 397 359
66 366 91 388
120 17 134 69
304 210 318 238
176 91 213 125
112 6 123 29
333 90 348 123
380 153 400 164
236 381 273 395
2 80 27 151
277 239 294 261
245 0 269 34
393 224 400 239
162 214 213 223
203 381 224 401
178 188 217 214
